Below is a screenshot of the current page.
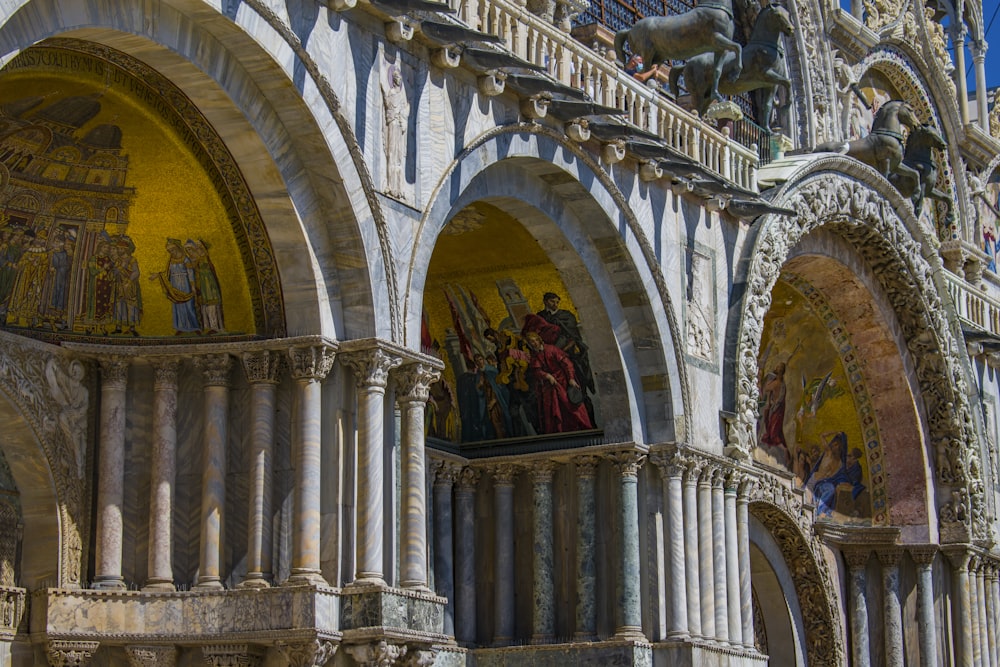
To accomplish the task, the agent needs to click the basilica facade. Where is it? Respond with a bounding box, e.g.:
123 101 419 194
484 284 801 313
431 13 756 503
0 0 997 664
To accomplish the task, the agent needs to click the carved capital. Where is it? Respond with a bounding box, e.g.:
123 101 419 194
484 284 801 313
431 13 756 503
531 461 557 483
432 460 461 487
489 463 520 486
100 356 130 389
607 450 646 478
48 641 100 667
150 358 180 390
275 639 338 667
699 463 718 486
574 455 600 478
945 548 972 571
725 469 747 492
341 348 400 389
908 546 938 566
842 548 871 571
289 345 337 382
876 548 902 568
401 647 438 666
195 353 232 387
125 646 177 667
242 350 282 385
394 362 441 404
456 466 481 492
201 644 265 667
344 641 406 666
683 457 705 485
650 452 686 479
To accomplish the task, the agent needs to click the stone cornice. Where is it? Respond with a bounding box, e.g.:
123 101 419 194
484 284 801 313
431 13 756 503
64 335 339 359
813 523 901 547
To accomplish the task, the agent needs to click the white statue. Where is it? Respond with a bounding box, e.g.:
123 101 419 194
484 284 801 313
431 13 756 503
381 60 410 200
45 358 88 480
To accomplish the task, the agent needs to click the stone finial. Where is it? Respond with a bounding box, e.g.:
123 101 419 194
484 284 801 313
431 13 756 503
394 362 441 403
242 350 283 384
289 345 337 382
341 348 400 389
275 639 338 667
125 646 177 667
194 353 232 387
47 641 101 667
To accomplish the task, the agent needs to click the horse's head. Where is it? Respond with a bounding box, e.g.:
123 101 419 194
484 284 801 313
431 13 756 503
763 5 795 36
894 101 920 129
911 123 947 150
873 100 920 132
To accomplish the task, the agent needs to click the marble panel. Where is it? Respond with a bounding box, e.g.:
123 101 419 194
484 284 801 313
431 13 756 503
339 588 445 635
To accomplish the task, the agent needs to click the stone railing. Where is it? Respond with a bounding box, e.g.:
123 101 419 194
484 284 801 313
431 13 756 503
0 586 26 639
450 0 760 191
944 271 1000 336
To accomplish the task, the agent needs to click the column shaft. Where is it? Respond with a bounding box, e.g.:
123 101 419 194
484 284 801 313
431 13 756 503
711 472 728 643
665 465 688 638
724 480 741 646
145 359 178 591
972 558 983 667
532 465 556 642
911 550 938 667
974 46 989 132
845 552 871 667
493 466 517 644
575 457 599 640
241 360 278 587
196 355 231 589
954 31 970 124
879 551 903 667
697 469 716 639
455 469 479 645
611 451 645 639
984 565 997 667
432 464 456 637
736 484 753 648
683 464 702 638
94 358 128 589
950 552 974 667
978 564 990 667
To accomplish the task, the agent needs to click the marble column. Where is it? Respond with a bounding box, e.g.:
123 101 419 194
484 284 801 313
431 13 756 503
194 354 232 590
844 549 871 667
683 460 703 638
609 450 646 639
661 455 688 639
697 465 717 639
910 547 938 667
977 559 991 667
433 462 458 637
984 560 997 667
878 549 903 667
395 362 441 591
342 348 399 587
492 464 518 645
240 350 282 588
532 462 557 643
949 550 974 667
455 467 480 645
973 41 989 132
575 456 599 640
724 472 742 646
989 563 1000 667
711 468 729 643
145 358 179 591
971 556 983 667
953 27 970 125
94 356 129 589
736 476 754 648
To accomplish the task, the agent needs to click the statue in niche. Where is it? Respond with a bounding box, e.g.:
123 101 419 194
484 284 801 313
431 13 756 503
381 60 410 201
45 358 89 480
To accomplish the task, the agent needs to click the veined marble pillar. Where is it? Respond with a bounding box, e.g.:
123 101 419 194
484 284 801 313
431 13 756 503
736 477 754 648
610 450 646 639
984 560 997 667
94 357 129 590
491 464 518 645
342 348 399 587
683 460 703 638
711 468 729 643
661 455 688 639
971 556 983 667
194 354 232 590
844 549 871 667
989 563 1000 667
240 350 281 588
949 550 974 667
532 462 557 643
455 467 480 645
976 559 990 667
287 344 337 585
145 358 179 591
910 547 938 667
395 362 441 591
878 549 903 667
953 27 970 125
697 465 717 639
433 462 458 637
724 472 742 646
973 42 989 132
575 456 599 640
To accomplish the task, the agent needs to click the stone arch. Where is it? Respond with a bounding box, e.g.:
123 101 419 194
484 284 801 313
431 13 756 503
408 125 689 444
729 155 987 539
0 0 393 340
748 479 845 666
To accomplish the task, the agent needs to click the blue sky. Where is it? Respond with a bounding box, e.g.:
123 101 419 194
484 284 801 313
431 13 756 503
977 0 1000 89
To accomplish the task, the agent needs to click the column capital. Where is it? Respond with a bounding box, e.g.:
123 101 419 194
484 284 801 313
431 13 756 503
969 554 982 572
698 463 718 486
48 640 101 667
945 547 973 570
574 455 600 478
194 353 232 387
489 463 520 486
607 450 646 477
843 548 871 571
125 645 177 667
908 545 938 566
341 347 400 388
344 641 406 666
972 39 988 57
710 466 727 489
99 356 130 388
432 460 461 486
531 460 557 483
149 357 180 389
725 469 747 492
876 548 902 568
241 350 283 384
394 361 442 403
684 457 705 484
651 452 687 479
201 644 265 667
289 344 337 382
456 466 481 491
275 639 338 667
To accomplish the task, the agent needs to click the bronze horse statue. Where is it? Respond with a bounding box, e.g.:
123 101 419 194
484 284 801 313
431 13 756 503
668 4 793 128
888 123 950 218
614 0 742 104
814 100 920 178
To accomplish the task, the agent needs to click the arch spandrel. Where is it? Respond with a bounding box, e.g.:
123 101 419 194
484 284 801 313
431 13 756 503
731 155 988 541
408 127 690 447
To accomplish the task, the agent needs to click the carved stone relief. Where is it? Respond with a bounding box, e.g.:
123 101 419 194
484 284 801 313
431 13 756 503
685 248 716 362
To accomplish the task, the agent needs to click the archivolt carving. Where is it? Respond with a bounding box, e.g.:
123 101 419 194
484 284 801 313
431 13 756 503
732 159 987 540
788 0 834 145
0 331 89 586
749 477 845 666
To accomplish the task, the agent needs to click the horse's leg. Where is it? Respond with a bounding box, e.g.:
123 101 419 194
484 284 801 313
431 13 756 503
708 38 742 100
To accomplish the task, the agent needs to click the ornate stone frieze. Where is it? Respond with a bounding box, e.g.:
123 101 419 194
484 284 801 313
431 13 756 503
194 354 233 387
788 0 835 144
862 0 904 32
289 345 337 382
275 639 338 667
734 162 988 539
47 640 100 667
125 645 177 667
393 362 442 403
340 348 400 389
201 644 265 667
241 350 283 384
